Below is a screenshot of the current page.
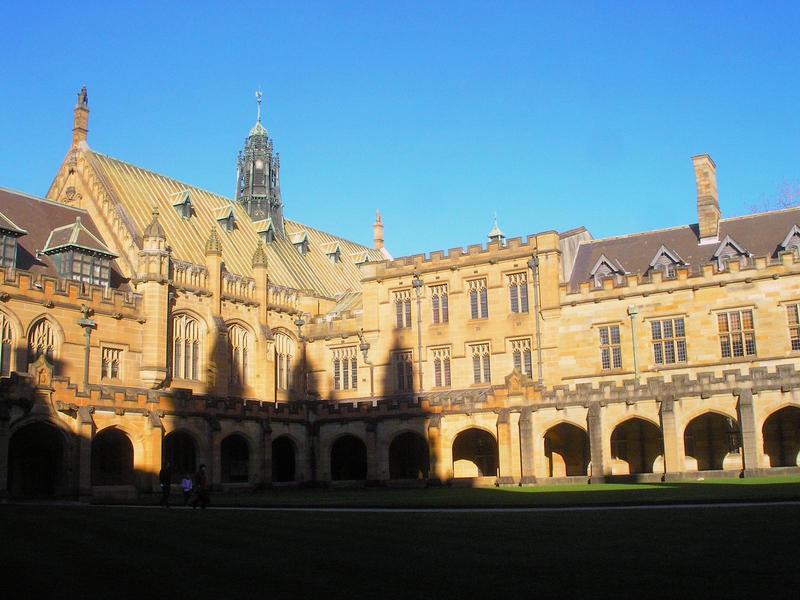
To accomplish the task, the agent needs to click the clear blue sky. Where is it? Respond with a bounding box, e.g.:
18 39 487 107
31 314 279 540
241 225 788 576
2 1 799 257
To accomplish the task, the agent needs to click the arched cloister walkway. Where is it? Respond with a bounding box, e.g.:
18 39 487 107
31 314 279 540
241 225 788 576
331 435 367 481
762 407 800 467
544 423 589 477
610 418 663 475
91 428 134 486
389 432 429 480
452 428 498 478
8 421 67 497
163 431 197 477
684 413 740 471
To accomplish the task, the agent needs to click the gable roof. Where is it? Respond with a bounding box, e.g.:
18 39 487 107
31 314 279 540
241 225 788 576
0 209 27 236
569 207 800 290
42 217 117 257
80 151 383 298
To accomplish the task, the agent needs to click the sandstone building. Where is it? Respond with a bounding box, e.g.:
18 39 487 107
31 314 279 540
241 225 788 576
1 87 799 497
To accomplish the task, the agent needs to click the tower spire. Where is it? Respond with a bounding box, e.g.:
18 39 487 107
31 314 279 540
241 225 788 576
256 89 263 124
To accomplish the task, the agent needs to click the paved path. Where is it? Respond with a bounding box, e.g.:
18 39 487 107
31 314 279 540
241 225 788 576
8 499 800 513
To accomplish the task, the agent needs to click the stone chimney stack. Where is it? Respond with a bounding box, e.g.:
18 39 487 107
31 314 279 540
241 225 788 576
72 86 89 147
373 210 384 251
692 154 720 243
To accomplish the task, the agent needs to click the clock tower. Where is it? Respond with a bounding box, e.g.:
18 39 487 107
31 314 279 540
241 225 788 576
235 91 284 235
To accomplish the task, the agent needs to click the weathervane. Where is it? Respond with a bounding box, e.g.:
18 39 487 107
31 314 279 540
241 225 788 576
255 89 263 123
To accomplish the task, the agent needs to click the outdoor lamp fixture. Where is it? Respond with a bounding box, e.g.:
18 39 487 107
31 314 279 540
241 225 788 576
294 317 305 339
359 340 370 363
411 273 424 391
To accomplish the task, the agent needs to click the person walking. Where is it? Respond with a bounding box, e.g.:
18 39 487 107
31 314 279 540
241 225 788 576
159 461 172 507
181 473 193 505
192 464 209 510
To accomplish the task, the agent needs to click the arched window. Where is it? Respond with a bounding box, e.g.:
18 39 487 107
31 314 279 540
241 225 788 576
28 318 57 364
274 331 295 391
172 314 202 381
0 312 14 376
229 324 250 385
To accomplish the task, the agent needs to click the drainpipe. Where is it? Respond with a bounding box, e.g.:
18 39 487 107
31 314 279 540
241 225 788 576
78 304 96 392
627 304 640 383
527 256 544 387
412 273 424 392
358 329 374 398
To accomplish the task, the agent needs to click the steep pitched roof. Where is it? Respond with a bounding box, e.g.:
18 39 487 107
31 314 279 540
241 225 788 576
0 187 125 286
82 151 383 297
569 207 800 290
42 217 117 257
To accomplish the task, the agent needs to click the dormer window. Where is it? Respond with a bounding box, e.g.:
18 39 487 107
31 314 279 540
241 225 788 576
351 251 369 265
254 219 276 244
0 210 27 270
321 242 341 264
649 245 685 278
42 217 116 287
713 235 749 271
589 254 625 287
291 231 309 256
171 190 192 219
215 206 235 232
780 225 800 255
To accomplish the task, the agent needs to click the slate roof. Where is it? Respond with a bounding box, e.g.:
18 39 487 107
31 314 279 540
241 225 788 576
42 217 117 257
569 207 800 290
0 187 125 287
83 151 384 298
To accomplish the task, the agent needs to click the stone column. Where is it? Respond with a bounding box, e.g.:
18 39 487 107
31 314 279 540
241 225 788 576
366 421 379 483
260 422 272 488
427 415 447 483
0 408 9 497
518 409 536 484
659 395 681 479
77 406 94 497
587 401 608 482
737 389 758 476
209 421 222 489
145 411 163 493
496 410 515 484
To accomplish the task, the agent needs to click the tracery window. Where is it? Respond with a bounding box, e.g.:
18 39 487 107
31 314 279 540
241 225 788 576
332 346 357 391
510 338 533 377
275 332 295 391
0 312 14 376
28 319 57 364
393 351 413 392
393 290 412 329
507 273 529 314
101 347 122 380
172 314 202 381
430 284 449 324
432 347 451 388
470 343 491 384
468 279 488 320
228 324 250 385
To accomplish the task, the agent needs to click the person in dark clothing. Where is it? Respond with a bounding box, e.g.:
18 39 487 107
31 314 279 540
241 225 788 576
159 462 172 507
192 464 209 510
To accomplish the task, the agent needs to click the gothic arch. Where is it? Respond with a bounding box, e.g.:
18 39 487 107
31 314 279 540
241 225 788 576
683 412 740 471
762 405 800 467
543 422 589 477
609 414 661 432
8 417 72 497
389 431 429 480
220 433 251 484
609 417 663 475
330 433 367 481
272 435 297 483
0 307 22 375
25 314 64 366
91 427 134 486
452 427 498 478
171 311 207 381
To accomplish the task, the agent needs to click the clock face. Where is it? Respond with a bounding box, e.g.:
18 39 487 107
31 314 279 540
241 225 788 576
255 159 264 170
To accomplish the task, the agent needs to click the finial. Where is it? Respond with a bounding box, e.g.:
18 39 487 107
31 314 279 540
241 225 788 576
152 205 159 218
375 210 382 224
255 89 263 123
143 205 165 239
76 85 88 109
205 226 222 256
252 240 268 268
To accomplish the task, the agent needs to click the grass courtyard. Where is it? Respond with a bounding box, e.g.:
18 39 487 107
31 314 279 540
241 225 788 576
2 498 799 598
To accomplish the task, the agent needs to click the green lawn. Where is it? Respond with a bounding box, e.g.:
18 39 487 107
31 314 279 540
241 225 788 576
1 502 798 598
118 476 800 508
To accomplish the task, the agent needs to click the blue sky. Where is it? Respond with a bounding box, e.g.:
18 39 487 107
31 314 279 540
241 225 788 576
2 1 799 257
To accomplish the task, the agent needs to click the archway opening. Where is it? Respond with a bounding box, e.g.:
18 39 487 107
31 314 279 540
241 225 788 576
272 437 296 482
452 428 498 478
762 407 800 467
684 413 740 471
91 428 134 486
221 434 250 483
163 431 197 478
610 418 663 474
9 421 65 497
389 432 429 479
330 435 367 481
544 423 589 477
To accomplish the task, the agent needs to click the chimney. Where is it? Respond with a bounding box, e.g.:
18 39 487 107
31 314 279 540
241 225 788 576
72 86 89 147
692 154 720 243
373 210 384 251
